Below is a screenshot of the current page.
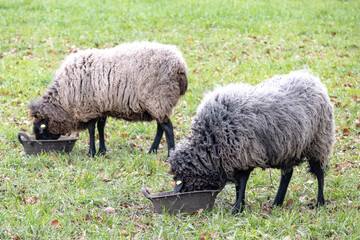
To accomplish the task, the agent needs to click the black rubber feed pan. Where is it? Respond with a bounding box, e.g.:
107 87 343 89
141 188 221 214
18 131 78 155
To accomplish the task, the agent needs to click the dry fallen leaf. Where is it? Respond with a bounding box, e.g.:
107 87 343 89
342 127 350 136
50 219 61 229
352 94 358 102
120 202 130 208
200 232 211 240
102 178 112 182
262 205 271 214
25 196 39 205
85 214 91 222
94 216 104 223
286 199 294 206
11 235 21 240
103 206 116 214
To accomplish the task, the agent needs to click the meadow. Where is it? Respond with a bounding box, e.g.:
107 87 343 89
0 0 359 239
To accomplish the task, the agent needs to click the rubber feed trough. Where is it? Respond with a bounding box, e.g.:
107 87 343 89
18 132 78 155
141 188 221 214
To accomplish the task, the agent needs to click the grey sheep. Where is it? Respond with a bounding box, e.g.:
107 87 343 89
169 70 335 214
29 41 188 157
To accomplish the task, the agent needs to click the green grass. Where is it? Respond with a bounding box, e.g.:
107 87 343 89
1 0 359 239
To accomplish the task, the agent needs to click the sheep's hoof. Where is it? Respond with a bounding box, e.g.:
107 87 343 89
308 201 325 210
231 209 243 216
98 149 106 156
147 148 157 154
231 206 244 215
270 203 282 209
316 199 325 207
88 151 96 157
231 209 239 215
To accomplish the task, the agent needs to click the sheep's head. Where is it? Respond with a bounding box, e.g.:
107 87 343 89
169 141 226 193
173 174 223 193
29 98 61 140
33 119 61 140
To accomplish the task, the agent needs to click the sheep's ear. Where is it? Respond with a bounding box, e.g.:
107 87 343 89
173 176 183 193
40 123 48 133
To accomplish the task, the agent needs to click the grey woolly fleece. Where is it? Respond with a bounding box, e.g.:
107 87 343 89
169 70 335 191
29 41 188 135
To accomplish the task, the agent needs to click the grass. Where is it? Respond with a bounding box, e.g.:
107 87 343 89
1 0 359 239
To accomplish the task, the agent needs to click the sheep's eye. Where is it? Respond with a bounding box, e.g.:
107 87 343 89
40 124 46 129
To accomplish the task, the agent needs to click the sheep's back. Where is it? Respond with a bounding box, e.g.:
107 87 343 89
49 42 187 124
191 71 334 181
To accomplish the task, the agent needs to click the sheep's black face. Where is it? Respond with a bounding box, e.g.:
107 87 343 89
173 175 221 193
33 119 61 140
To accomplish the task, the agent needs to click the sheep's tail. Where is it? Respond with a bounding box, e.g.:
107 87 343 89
178 72 188 96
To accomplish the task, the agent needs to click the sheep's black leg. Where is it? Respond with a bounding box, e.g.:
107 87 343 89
148 121 164 154
160 119 175 158
232 168 253 215
315 170 325 207
97 117 107 155
235 185 240 202
87 119 97 157
235 185 240 205
308 159 325 207
272 169 293 207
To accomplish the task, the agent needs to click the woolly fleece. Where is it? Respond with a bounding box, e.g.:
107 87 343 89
29 42 188 135
169 70 335 192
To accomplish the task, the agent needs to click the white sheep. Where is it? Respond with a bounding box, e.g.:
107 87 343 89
29 41 188 157
169 70 335 214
